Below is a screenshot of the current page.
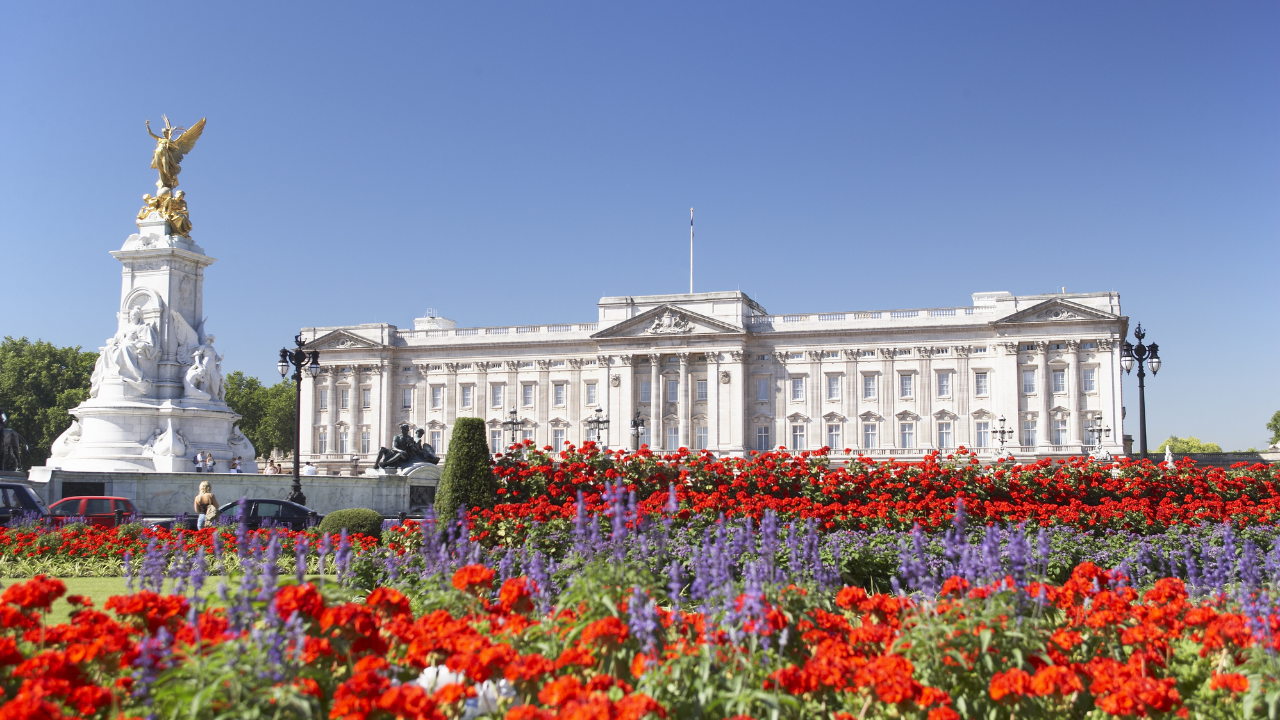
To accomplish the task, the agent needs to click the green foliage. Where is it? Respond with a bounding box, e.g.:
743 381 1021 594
434 416 497 523
116 522 143 539
0 336 97 469
1269 410 1280 446
318 508 384 540
1156 435 1224 454
223 371 297 458
60 522 89 534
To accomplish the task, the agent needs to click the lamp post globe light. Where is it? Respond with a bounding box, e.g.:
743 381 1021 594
585 408 610 449
500 408 522 455
278 333 321 505
630 412 646 451
993 415 1015 461
1120 323 1161 459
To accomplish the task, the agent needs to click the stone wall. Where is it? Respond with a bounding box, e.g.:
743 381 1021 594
26 468 441 517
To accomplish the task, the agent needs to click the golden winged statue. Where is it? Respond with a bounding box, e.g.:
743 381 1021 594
146 115 205 190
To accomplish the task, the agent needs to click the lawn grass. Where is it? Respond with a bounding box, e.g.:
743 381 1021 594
33 575 338 625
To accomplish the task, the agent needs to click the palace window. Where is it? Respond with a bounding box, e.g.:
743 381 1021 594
491 384 503 408
402 388 412 409
827 423 841 449
431 386 443 409
756 426 771 451
791 378 804 401
899 374 914 399
553 428 566 450
318 389 328 410
340 389 350 410
667 380 678 403
338 430 349 455
461 386 473 408
937 422 952 448
899 422 915 449
1022 419 1037 446
974 372 989 397
361 431 370 454
756 378 769 401
975 421 990 448
317 430 327 454
1052 369 1066 394
1081 342 1097 349
863 375 876 399
554 383 566 406
1082 368 1096 393
791 424 806 450
1053 417 1068 445
361 389 371 409
639 425 651 448
640 381 651 403
937 372 951 397
522 429 533 443
586 382 597 405
1022 370 1036 394
429 430 442 453
695 426 708 450
522 384 534 407
827 375 840 400
490 430 501 454
863 423 878 449
696 380 707 401
666 426 679 450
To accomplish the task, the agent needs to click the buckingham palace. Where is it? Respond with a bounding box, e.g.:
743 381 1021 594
296 289 1127 475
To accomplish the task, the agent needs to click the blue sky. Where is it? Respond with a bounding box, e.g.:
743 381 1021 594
1 2 1276 450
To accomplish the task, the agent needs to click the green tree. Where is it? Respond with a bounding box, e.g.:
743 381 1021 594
434 417 497 523
1155 436 1223 454
0 337 97 469
1268 410 1280 446
223 371 297 459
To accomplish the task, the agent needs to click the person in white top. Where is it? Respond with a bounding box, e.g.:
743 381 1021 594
193 450 206 472
301 462 318 476
230 457 242 473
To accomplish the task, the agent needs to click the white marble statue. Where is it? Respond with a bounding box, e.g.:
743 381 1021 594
182 334 224 402
140 427 164 456
89 307 159 397
228 424 255 458
151 420 186 458
50 420 81 458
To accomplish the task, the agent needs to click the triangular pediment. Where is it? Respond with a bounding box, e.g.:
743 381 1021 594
591 304 746 339
306 329 385 350
993 299 1118 325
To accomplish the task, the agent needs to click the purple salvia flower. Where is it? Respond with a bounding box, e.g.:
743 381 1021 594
627 586 661 655
667 560 683 611
295 535 310 584
189 548 206 596
317 533 333 588
336 529 352 585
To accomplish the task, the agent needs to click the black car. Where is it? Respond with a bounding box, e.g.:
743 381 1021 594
153 498 321 531
0 483 51 527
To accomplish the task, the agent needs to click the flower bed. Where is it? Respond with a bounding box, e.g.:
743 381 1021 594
476 445 1280 536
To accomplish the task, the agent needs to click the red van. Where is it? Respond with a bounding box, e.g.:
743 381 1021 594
49 496 137 527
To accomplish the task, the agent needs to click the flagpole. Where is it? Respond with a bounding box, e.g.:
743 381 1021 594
689 208 694 294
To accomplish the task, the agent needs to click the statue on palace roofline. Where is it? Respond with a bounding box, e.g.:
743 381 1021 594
146 116 205 190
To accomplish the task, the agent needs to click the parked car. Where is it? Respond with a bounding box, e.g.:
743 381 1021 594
151 498 320 531
0 483 50 527
49 496 138 527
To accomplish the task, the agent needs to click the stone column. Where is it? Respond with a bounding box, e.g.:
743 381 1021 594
536 360 551 448
376 363 391 458
955 346 971 449
677 353 690 449
568 359 583 445
918 347 934 450
1036 342 1051 451
325 370 338 461
726 350 745 454
443 363 459 451
997 343 1019 449
881 349 897 448
706 351 720 451
598 355 613 448
299 368 317 459
844 349 859 453
648 353 661 449
807 351 822 451
773 353 788 451
617 355 634 450
1066 340 1081 447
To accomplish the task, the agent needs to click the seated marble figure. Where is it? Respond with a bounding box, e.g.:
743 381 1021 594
374 424 439 470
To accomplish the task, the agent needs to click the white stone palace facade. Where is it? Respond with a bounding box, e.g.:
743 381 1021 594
296 290 1127 475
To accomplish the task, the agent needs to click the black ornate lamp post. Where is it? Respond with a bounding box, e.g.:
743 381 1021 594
278 334 321 505
993 415 1015 460
585 408 610 449
500 408 522 455
1087 419 1112 460
1120 323 1161 459
630 412 646 451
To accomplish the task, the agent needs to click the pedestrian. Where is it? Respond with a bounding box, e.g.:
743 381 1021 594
230 456 242 473
207 455 218 473
193 450 206 472
194 481 218 530
302 461 318 476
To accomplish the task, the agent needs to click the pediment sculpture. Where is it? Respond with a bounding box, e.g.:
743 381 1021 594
643 309 692 335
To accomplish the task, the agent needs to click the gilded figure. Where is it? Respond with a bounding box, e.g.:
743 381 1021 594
163 190 192 237
146 116 205 190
